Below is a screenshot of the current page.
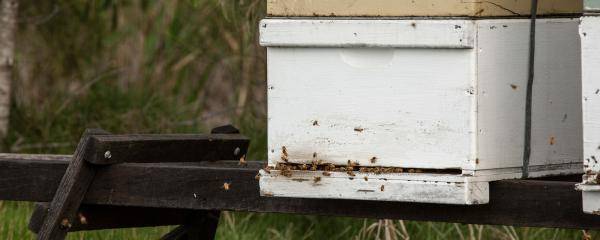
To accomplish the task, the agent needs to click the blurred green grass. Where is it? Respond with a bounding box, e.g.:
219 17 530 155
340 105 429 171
0 0 597 239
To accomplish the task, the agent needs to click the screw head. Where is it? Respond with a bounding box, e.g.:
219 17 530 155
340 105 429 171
104 151 112 159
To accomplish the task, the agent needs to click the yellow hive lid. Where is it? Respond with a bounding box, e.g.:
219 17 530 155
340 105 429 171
267 0 583 17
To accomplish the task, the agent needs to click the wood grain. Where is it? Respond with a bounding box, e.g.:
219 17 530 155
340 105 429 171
267 0 583 17
29 203 206 232
1 154 599 230
37 129 108 240
88 134 249 164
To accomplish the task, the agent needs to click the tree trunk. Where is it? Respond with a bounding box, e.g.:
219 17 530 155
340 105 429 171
0 0 17 138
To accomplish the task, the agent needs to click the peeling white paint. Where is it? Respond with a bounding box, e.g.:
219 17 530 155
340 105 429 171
579 16 600 214
262 18 582 204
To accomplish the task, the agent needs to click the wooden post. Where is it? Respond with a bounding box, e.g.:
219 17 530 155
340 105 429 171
0 0 17 138
36 129 109 240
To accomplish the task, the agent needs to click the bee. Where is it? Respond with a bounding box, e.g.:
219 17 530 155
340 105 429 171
380 185 385 192
313 176 321 183
313 120 319 126
408 169 415 173
282 146 288 156
313 152 317 158
364 176 368 181
255 173 261 181
78 213 88 225
354 127 364 132
310 164 317 171
61 219 72 229
281 146 289 162
263 166 272 174
322 171 331 176
223 182 231 191
370 157 377 164
281 167 293 177
347 171 356 177
238 155 247 166
300 164 308 170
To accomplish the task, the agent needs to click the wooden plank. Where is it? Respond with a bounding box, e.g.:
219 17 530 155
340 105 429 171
580 15 600 214
37 129 109 240
1 154 599 230
29 203 202 232
260 19 475 49
267 0 582 17
88 134 248 165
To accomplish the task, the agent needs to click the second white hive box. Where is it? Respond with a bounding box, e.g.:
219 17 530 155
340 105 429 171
259 18 582 205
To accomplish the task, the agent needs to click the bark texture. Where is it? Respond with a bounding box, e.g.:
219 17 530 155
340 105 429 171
0 0 17 138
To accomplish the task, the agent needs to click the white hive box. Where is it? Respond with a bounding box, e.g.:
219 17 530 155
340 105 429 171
577 1 600 214
259 18 583 205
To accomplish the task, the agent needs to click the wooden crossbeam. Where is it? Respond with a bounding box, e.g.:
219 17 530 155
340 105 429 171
29 203 198 232
1 154 598 230
37 129 109 240
28 126 248 240
88 133 248 165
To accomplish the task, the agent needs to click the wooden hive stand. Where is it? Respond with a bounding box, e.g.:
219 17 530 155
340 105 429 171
28 125 249 240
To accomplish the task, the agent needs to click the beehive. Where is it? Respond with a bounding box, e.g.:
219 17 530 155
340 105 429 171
259 1 583 205
577 0 600 214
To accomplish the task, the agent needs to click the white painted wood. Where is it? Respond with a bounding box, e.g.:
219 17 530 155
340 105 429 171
579 16 600 214
267 47 475 170
260 19 475 49
259 170 489 205
476 19 582 170
582 16 600 174
262 18 582 204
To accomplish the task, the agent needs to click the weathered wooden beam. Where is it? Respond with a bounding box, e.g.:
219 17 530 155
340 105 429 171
29 203 202 232
0 154 598 230
37 129 109 240
88 134 248 165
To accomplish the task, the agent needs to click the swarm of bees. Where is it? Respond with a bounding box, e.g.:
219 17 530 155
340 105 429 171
262 153 439 180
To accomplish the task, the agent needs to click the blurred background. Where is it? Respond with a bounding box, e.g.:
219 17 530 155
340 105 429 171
0 0 596 239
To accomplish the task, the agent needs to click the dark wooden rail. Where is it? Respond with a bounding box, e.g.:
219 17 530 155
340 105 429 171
0 153 597 230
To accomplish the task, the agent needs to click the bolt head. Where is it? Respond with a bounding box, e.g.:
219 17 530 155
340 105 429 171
104 151 112 159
